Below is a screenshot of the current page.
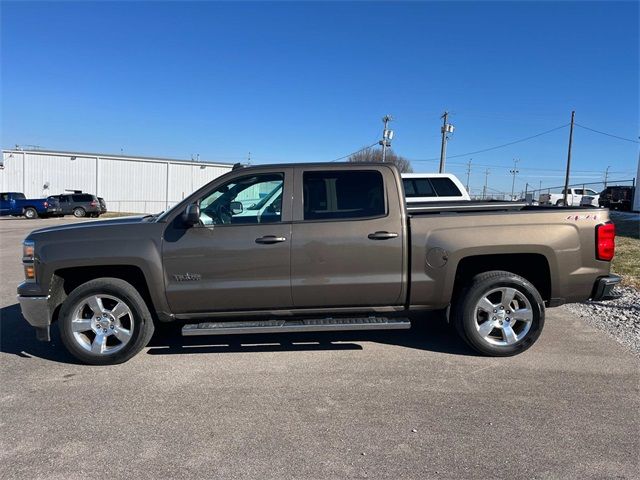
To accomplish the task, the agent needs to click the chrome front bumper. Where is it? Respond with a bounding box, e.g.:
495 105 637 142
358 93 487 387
18 295 52 341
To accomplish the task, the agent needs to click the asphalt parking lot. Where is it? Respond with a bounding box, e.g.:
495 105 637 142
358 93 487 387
1 217 638 480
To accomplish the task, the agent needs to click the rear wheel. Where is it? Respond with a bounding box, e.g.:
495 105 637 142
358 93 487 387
73 207 86 217
24 207 38 219
555 199 565 207
453 270 545 356
59 278 155 365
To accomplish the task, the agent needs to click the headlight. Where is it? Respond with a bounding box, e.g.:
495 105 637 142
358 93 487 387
23 240 35 261
23 240 36 282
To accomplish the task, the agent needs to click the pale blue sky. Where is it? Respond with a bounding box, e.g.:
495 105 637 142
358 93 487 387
2 1 638 193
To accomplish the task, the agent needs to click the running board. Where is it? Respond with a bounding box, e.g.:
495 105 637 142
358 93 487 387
182 316 411 336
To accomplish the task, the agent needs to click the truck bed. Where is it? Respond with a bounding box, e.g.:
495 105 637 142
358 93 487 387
407 200 592 214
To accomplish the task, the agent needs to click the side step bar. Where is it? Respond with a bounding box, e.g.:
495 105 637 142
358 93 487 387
182 316 411 336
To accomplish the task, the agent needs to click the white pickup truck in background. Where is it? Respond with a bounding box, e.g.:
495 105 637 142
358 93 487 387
539 187 600 207
401 173 470 203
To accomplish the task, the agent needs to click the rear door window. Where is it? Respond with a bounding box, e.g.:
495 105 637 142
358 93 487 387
303 170 385 220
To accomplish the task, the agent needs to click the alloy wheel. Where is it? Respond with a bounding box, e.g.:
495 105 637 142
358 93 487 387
473 287 533 346
70 294 134 355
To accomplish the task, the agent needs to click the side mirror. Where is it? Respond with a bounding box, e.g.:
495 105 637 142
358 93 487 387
182 203 200 227
230 201 243 215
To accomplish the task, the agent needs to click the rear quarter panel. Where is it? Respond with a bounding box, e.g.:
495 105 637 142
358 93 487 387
409 208 611 308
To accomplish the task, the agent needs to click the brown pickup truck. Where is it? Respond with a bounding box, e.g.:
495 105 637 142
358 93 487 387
18 163 620 365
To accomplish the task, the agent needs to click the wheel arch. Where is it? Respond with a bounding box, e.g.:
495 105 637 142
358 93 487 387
51 265 156 324
452 253 552 304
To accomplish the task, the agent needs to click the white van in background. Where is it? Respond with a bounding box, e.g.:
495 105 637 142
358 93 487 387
401 173 471 203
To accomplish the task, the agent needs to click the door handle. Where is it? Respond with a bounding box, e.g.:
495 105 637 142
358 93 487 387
368 231 399 240
255 235 287 244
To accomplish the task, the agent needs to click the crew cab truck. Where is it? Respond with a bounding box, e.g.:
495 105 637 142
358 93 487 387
0 192 61 219
17 163 620 365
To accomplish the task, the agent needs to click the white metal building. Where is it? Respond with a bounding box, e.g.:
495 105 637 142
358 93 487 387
1 148 233 213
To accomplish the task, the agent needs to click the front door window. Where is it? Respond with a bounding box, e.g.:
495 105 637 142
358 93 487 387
199 174 283 225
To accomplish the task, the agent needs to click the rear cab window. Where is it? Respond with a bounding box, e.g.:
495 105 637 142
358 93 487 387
303 170 385 220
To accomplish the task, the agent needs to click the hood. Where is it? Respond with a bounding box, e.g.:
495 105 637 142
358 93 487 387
28 215 150 236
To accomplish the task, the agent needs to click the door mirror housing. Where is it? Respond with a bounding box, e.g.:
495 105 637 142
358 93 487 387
230 201 243 215
182 203 200 227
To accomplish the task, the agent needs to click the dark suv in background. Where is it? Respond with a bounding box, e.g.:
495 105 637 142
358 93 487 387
53 193 104 217
598 186 635 212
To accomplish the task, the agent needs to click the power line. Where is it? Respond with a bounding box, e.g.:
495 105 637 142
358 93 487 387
411 124 570 162
411 157 630 174
574 123 640 144
331 141 379 162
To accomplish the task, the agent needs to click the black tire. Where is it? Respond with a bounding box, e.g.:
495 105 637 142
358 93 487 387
73 207 86 218
24 207 38 219
452 270 545 356
59 278 155 365
555 200 565 207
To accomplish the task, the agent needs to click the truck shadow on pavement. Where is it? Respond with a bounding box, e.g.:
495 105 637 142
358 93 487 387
146 311 476 357
1 303 475 364
0 304 80 364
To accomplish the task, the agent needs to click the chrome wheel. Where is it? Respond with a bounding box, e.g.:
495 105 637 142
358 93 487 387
70 294 134 355
474 287 533 346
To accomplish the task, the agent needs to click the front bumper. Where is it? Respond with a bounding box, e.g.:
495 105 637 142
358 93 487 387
18 295 51 341
591 274 622 301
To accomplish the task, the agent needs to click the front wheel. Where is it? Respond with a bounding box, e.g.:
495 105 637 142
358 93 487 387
73 207 86 217
59 278 155 365
452 270 545 356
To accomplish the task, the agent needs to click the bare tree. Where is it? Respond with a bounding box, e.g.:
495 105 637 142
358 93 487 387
348 147 413 173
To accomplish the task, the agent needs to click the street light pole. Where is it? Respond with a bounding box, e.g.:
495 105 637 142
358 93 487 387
510 158 520 200
482 168 490 200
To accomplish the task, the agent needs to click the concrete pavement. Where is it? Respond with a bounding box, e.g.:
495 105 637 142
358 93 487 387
1 217 638 479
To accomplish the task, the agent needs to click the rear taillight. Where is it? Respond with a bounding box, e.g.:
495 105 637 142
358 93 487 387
91 200 98 206
44 201 48 208
596 223 615 261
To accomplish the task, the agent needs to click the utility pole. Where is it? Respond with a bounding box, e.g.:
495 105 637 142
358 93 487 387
438 111 455 173
604 165 611 187
465 159 472 193
380 115 393 162
482 168 490 200
563 110 575 205
510 158 520 200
